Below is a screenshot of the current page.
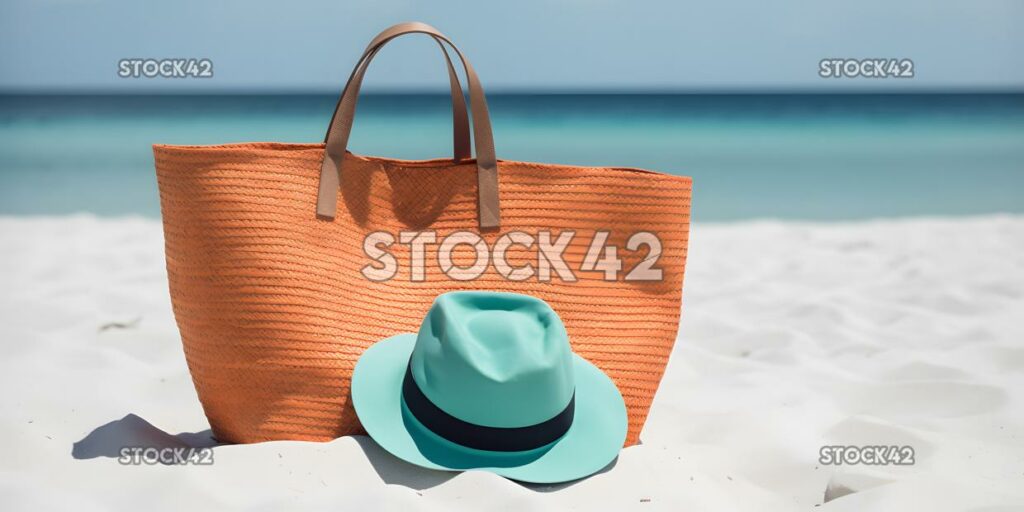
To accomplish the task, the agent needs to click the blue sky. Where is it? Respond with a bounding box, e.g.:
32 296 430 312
1 0 1021 92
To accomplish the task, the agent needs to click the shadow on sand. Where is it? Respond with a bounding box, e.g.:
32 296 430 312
73 414 616 491
71 413 219 461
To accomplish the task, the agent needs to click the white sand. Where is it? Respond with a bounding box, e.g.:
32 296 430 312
1 214 1022 511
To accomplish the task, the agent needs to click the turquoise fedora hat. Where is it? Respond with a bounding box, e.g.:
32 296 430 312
351 291 627 483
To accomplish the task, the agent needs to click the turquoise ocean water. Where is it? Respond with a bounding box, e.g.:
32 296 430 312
0 93 1021 221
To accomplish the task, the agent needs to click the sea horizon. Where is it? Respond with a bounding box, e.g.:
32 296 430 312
2 91 1022 221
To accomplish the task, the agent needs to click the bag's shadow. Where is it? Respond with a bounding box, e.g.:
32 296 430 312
73 415 611 492
71 414 219 461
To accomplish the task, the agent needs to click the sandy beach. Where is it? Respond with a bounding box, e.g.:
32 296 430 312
1 214 1021 511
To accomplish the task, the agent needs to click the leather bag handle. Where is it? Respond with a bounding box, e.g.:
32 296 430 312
316 22 500 229
341 34 471 162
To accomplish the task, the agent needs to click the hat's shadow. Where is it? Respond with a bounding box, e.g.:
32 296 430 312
350 435 619 492
350 436 456 490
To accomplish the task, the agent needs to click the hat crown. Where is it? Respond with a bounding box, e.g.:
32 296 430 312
408 292 575 428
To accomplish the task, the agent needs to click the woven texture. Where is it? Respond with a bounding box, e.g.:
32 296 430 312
154 143 691 446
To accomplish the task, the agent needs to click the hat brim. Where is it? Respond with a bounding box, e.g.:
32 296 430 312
351 333 628 484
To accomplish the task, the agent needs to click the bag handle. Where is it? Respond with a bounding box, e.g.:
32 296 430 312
345 34 471 162
316 22 500 229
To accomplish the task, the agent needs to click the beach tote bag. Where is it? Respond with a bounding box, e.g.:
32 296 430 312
154 22 692 446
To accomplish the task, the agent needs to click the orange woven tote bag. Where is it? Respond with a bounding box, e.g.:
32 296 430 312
154 22 691 446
